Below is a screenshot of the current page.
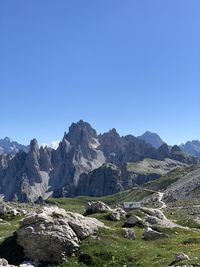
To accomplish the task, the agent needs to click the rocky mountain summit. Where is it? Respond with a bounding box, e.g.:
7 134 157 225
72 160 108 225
0 120 199 202
138 131 165 149
0 137 28 155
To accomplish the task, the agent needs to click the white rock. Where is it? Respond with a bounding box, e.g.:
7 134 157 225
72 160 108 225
140 207 166 220
17 206 105 263
0 258 8 266
85 201 112 214
175 252 190 261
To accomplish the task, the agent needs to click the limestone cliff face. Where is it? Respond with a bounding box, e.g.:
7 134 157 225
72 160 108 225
49 121 105 197
0 139 52 202
77 163 123 197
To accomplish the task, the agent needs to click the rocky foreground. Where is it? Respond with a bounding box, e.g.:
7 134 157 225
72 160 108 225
0 198 198 267
17 206 105 263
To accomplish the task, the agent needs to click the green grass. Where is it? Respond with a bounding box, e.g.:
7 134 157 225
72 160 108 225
46 197 200 267
59 222 200 267
46 188 153 214
165 208 200 229
0 215 25 265
143 168 185 191
1 202 200 267
2 170 200 267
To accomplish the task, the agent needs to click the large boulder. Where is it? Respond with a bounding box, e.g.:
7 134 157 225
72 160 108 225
17 207 105 263
143 227 168 240
85 201 112 214
140 207 166 220
124 215 144 227
0 258 9 266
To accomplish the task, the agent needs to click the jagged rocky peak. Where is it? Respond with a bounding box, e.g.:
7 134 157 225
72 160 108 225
4 137 11 142
29 138 39 152
25 138 42 182
138 131 165 149
39 145 53 172
98 128 123 160
66 120 98 147
64 120 99 160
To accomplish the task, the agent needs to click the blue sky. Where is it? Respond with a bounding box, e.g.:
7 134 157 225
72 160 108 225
0 0 199 145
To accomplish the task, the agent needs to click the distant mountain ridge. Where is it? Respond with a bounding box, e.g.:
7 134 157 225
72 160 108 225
138 132 200 160
180 140 200 159
138 131 165 148
0 137 28 155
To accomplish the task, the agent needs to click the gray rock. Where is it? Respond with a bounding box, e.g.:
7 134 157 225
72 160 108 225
0 137 28 156
85 201 112 214
123 228 136 240
0 202 6 215
0 258 8 266
140 207 166 220
143 227 168 240
77 163 123 197
145 216 160 225
125 215 144 227
17 206 105 263
109 208 126 221
109 211 121 221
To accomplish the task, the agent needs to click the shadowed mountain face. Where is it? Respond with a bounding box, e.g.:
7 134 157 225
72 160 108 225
138 131 165 149
0 120 199 202
0 137 28 155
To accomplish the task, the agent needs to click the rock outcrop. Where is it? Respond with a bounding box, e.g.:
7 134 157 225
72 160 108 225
124 215 144 227
85 201 112 214
77 163 123 197
109 208 127 221
175 252 190 262
17 207 105 263
143 227 168 240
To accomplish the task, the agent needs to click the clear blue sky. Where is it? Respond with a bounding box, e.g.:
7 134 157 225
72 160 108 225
0 0 199 145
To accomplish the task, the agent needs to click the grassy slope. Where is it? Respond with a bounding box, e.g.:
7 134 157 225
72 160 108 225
46 195 200 267
1 197 200 267
1 166 200 266
58 210 200 267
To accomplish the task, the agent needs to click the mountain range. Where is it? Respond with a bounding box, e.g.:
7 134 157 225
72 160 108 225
0 137 28 155
0 120 199 203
